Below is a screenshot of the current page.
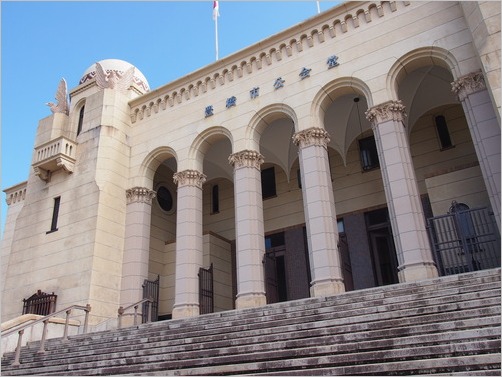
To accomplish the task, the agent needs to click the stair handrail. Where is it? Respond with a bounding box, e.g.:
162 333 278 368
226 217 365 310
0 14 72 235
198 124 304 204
117 298 153 329
1 303 91 366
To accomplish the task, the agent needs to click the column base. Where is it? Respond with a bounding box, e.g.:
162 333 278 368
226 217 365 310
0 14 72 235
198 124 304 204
398 262 439 283
235 292 267 309
310 278 345 298
172 303 199 319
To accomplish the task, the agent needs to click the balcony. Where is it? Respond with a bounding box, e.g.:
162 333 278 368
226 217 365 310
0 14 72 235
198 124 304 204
32 136 76 182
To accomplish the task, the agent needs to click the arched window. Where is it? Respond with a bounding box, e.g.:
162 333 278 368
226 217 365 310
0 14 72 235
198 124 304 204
77 105 85 136
435 115 453 150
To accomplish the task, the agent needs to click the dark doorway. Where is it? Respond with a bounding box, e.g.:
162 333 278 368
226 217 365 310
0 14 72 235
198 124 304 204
264 248 287 303
366 209 399 286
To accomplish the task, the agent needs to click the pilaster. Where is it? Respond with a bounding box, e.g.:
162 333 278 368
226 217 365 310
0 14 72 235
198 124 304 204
229 150 267 309
366 101 438 282
172 170 206 319
292 128 345 297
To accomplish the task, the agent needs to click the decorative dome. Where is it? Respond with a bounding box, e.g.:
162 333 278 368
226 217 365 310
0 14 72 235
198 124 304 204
79 59 150 92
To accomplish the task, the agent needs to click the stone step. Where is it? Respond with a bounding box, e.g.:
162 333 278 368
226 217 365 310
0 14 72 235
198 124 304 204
1 269 499 376
17 282 500 357
7 293 499 366
6 325 500 376
3 310 499 375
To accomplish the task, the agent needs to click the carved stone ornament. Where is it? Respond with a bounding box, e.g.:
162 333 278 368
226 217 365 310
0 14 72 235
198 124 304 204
365 100 406 125
292 128 330 149
46 78 69 115
126 187 156 204
95 62 135 94
228 150 264 170
451 70 486 101
173 170 207 188
33 167 50 182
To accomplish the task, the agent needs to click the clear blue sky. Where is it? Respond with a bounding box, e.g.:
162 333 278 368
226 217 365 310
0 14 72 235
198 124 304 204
1 0 341 235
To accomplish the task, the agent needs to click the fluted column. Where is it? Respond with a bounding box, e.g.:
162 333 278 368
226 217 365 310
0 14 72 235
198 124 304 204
121 187 156 307
366 100 438 282
292 128 345 297
172 169 206 319
452 71 501 229
228 150 267 309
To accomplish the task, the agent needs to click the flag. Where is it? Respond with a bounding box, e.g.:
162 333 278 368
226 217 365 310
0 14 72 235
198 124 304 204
213 1 220 20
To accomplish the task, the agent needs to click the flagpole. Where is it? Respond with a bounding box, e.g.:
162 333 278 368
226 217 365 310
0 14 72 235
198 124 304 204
213 1 220 61
215 14 219 60
317 1 321 14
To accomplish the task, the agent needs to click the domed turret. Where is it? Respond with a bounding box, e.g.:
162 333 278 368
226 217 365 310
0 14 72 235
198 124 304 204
79 59 150 93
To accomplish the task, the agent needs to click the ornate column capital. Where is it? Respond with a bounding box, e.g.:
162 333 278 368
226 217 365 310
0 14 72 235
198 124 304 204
228 150 264 169
173 169 206 189
451 70 486 101
365 100 406 126
126 187 156 204
292 127 330 148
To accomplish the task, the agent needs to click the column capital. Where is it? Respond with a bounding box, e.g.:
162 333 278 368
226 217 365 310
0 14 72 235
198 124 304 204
228 150 264 169
173 169 206 188
292 127 330 148
365 100 406 125
451 70 486 101
126 187 156 204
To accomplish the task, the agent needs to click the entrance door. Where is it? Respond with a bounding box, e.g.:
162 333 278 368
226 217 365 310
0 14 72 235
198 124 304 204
264 246 287 304
369 230 399 286
264 251 279 304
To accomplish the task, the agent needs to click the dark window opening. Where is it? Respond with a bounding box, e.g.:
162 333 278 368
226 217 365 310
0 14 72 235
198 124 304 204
47 196 61 233
261 167 276 199
435 115 453 150
265 232 285 249
211 185 219 214
157 186 173 212
359 136 380 171
77 106 85 136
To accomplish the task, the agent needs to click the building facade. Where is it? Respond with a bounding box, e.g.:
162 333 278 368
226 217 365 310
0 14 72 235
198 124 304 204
2 1 500 327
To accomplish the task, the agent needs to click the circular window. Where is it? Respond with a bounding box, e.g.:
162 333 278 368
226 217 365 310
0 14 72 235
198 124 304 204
157 186 173 212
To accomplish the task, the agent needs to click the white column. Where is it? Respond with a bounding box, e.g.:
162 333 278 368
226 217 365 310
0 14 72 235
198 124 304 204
366 100 438 282
228 150 267 309
452 71 501 229
172 169 206 319
292 128 345 297
121 187 156 307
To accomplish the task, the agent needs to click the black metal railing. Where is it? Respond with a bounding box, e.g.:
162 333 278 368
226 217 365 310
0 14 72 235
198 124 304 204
427 206 501 276
142 276 159 323
22 290 57 316
199 264 214 314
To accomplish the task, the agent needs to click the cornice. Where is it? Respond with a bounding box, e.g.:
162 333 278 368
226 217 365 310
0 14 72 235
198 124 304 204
4 181 28 205
128 1 411 124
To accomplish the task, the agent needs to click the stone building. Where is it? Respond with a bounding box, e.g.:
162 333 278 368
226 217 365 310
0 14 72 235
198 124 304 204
2 1 500 329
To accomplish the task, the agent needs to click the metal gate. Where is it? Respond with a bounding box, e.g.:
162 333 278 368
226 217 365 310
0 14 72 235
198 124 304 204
427 206 501 276
142 275 159 323
22 290 57 316
199 264 214 315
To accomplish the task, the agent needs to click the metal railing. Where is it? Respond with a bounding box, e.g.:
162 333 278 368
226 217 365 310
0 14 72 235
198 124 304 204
117 298 153 329
22 290 57 316
1 304 91 366
427 206 501 276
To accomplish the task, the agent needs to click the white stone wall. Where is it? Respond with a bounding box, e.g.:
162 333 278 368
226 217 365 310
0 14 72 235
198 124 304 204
2 1 500 325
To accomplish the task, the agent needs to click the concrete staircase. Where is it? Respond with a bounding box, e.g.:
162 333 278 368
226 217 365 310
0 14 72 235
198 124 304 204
2 268 500 376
